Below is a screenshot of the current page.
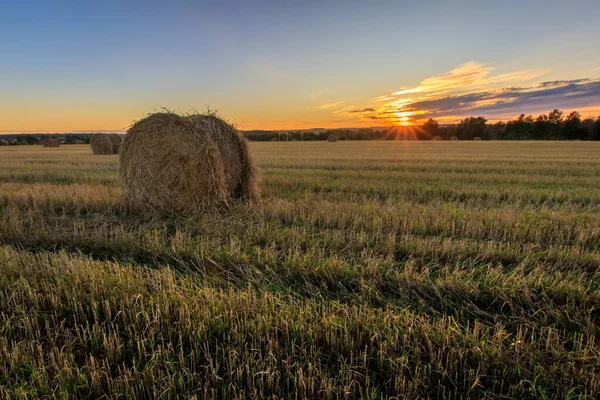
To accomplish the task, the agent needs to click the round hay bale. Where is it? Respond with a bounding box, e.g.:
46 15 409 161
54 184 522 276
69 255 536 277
43 138 60 147
450 136 458 141
473 137 482 140
120 112 259 213
271 137 278 141
0 139 8 146
432 136 443 141
91 134 115 155
327 135 338 142
108 134 124 153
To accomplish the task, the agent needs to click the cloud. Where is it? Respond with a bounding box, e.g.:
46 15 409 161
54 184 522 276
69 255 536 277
317 61 600 125
407 80 600 120
348 108 375 113
318 100 346 110
536 79 590 88
392 62 495 96
310 89 325 100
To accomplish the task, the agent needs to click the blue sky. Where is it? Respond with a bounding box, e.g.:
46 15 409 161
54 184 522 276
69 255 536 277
1 0 599 131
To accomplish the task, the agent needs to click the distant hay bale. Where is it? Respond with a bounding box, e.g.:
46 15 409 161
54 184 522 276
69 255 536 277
327 135 338 142
450 136 458 141
433 136 443 141
73 139 85 144
91 134 115 155
43 138 60 147
108 134 124 153
0 139 8 146
271 137 278 141
474 137 482 140
120 112 259 213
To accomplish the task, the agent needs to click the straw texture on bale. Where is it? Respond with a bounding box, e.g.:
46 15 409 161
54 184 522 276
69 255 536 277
327 135 338 142
450 136 458 141
91 134 115 155
43 138 60 147
120 112 259 213
108 134 124 153
432 136 443 141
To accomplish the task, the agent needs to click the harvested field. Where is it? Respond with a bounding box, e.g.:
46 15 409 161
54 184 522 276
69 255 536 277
1 141 600 398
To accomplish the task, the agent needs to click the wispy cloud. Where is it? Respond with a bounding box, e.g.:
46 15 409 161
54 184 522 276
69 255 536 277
348 108 375 113
318 100 346 110
310 89 325 100
319 61 600 125
392 61 495 96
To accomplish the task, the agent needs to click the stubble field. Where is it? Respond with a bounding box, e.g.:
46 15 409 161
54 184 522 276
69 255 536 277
1 141 599 399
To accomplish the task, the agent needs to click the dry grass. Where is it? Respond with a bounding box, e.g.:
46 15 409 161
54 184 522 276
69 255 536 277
0 141 600 398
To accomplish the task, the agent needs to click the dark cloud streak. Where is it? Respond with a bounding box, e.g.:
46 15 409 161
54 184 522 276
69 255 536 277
390 78 600 120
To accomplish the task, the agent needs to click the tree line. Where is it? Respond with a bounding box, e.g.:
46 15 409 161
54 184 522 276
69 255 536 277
422 110 600 141
244 128 385 141
245 109 600 141
0 134 90 146
1 110 599 145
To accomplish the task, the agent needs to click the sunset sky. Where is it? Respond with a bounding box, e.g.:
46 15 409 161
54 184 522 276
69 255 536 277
1 0 600 132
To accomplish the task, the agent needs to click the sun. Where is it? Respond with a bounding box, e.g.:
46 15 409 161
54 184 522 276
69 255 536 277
398 116 410 126
395 111 414 126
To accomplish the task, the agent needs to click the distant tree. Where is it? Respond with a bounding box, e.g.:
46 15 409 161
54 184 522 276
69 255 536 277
422 118 439 138
532 114 551 139
547 109 564 139
486 121 505 140
562 111 587 140
20 135 38 145
592 117 600 141
548 109 564 125
502 114 534 140
278 132 291 141
456 116 487 140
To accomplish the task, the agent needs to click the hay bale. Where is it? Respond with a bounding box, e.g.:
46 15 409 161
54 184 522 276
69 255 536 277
327 135 338 142
450 136 458 141
473 137 482 140
108 134 124 153
120 112 259 213
0 139 8 146
91 134 115 155
271 137 278 141
432 136 443 141
43 138 60 147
